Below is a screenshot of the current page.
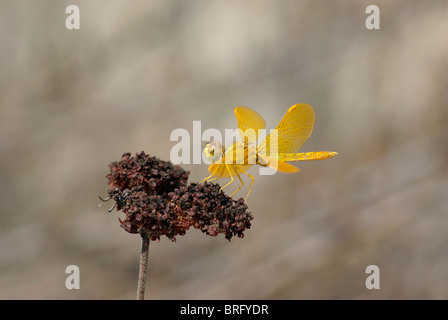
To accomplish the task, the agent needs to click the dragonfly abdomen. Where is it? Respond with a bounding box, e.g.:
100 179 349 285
273 151 337 162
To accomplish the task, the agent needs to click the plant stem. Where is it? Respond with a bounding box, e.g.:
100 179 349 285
136 231 150 300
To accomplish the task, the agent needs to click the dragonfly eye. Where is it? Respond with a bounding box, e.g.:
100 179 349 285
204 141 222 162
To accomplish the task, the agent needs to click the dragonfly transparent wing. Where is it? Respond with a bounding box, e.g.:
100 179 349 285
258 103 315 156
234 106 266 141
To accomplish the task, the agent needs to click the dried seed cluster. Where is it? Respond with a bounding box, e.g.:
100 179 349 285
104 152 253 241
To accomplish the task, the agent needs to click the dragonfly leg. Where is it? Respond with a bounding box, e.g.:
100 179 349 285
241 171 255 202
229 172 244 198
219 165 234 193
199 173 215 184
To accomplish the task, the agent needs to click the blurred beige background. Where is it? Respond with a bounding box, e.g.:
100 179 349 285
1 0 447 299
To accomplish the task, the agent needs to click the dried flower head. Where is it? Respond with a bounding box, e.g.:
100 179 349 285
107 152 189 194
103 152 253 241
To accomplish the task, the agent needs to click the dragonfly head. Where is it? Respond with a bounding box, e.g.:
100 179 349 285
204 141 223 163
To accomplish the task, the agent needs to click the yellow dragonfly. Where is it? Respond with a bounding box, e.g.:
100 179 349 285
200 103 337 202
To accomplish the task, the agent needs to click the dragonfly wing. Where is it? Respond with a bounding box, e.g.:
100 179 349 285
208 163 223 175
234 106 266 141
258 154 299 173
208 163 250 178
273 159 300 173
258 103 315 156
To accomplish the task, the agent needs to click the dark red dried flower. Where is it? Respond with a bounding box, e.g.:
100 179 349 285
169 183 253 240
103 152 253 241
107 152 189 194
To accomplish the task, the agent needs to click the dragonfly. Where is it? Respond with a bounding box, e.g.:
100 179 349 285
199 103 337 202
